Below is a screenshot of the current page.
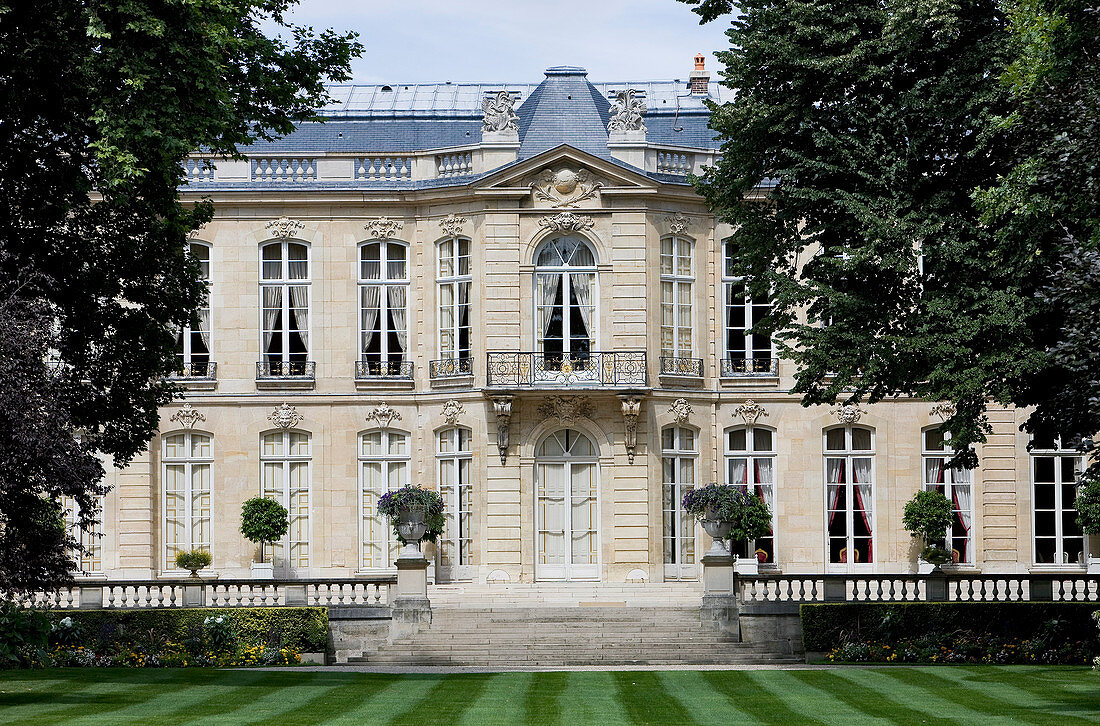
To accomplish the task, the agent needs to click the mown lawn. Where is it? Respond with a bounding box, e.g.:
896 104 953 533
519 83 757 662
0 666 1097 725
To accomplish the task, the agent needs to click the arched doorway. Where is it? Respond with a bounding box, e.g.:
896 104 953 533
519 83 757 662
535 429 599 581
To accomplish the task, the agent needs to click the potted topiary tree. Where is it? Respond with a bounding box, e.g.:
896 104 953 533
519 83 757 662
683 484 772 572
240 497 289 579
174 548 213 578
377 484 445 559
1074 477 1100 573
903 489 954 573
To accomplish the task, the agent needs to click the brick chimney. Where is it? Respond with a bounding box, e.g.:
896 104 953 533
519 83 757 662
689 53 709 95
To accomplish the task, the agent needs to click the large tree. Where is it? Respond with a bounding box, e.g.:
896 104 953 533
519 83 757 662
679 0 1099 466
0 0 360 593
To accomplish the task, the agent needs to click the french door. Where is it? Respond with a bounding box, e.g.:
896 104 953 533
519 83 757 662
535 429 599 581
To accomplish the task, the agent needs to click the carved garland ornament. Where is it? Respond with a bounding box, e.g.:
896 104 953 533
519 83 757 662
482 90 518 133
531 168 602 208
734 400 769 425
492 396 514 465
366 403 402 429
620 396 642 464
931 402 957 420
363 217 403 240
537 396 593 425
169 403 206 429
832 404 867 425
538 212 595 232
438 214 468 237
268 403 303 430
607 89 647 133
266 216 305 239
665 213 689 236
668 398 694 425
442 400 465 426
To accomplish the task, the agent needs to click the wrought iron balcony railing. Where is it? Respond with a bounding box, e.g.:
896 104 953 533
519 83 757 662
355 359 413 379
429 358 473 379
486 351 646 388
720 357 778 377
256 360 316 379
659 356 703 377
171 361 217 380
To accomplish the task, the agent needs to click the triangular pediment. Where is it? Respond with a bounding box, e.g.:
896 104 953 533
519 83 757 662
473 145 656 192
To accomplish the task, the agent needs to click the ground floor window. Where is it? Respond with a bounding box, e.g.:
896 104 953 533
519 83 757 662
360 429 409 569
163 431 212 569
662 426 697 579
725 426 776 563
63 496 104 574
1032 436 1084 566
922 428 973 564
438 427 473 578
825 426 874 566
261 430 310 569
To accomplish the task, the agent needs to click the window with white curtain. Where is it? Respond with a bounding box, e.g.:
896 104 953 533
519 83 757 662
1031 433 1084 566
660 236 694 361
359 241 410 375
177 241 212 376
825 426 874 566
359 429 409 569
725 426 777 563
260 240 310 374
922 428 973 564
534 236 597 362
662 426 697 579
162 431 212 568
63 495 104 574
437 237 471 364
722 238 773 374
437 427 472 575
260 430 310 569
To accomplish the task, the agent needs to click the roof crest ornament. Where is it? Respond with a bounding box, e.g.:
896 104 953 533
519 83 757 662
363 217 403 240
266 217 305 240
538 212 595 233
607 89 647 133
531 168 602 208
482 90 518 133
438 214 468 237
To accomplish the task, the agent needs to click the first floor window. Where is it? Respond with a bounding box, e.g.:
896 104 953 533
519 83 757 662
662 426 697 578
163 431 212 568
63 495 104 574
923 428 973 564
261 240 310 374
660 236 694 360
825 426 874 565
360 240 409 375
725 426 776 563
438 428 473 573
177 241 211 375
261 430 310 568
1032 435 1084 565
360 429 409 569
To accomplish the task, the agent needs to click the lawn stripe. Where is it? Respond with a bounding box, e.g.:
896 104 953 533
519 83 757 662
524 670 568 726
850 667 1018 725
176 670 324 725
656 670 757 726
247 672 399 726
786 670 916 725
890 667 1078 725
0 670 104 723
747 669 890 725
386 673 491 726
701 670 825 726
611 671 695 725
295 672 438 725
558 671 632 726
158 670 297 726
16 668 184 726
948 666 1100 723
456 672 531 726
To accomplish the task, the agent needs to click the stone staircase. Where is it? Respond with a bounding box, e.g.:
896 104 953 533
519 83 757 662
341 584 802 667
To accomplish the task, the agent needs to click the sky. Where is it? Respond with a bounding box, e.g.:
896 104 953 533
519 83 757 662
271 0 735 84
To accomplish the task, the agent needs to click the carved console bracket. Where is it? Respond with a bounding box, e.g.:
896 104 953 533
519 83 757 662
620 395 643 464
492 396 514 465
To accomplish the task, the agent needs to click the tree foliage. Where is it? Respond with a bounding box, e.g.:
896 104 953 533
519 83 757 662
240 498 289 555
683 0 1100 471
0 0 360 593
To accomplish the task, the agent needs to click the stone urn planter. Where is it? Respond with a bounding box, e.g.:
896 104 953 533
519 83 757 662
683 484 773 561
701 507 733 556
378 483 445 561
396 506 429 559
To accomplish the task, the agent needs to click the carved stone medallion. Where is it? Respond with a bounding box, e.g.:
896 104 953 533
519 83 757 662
665 213 689 236
438 214 467 237
537 396 593 425
363 217 403 240
668 398 694 425
266 217 305 239
607 89 647 133
832 404 867 425
538 212 595 233
442 400 465 425
531 168 602 208
366 403 402 429
734 400 768 425
169 403 206 429
268 403 303 430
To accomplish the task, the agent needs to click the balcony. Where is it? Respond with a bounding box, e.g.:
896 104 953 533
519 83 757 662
355 359 413 380
486 351 646 389
429 358 474 383
720 357 779 379
170 361 217 390
256 360 316 389
659 356 703 379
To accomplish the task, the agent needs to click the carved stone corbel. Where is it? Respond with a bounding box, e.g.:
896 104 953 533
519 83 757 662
492 396 514 465
620 395 642 464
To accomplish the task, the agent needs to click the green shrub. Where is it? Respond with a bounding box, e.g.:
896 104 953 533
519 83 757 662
174 549 213 576
1076 478 1100 534
240 498 289 562
902 490 953 547
682 484 772 543
0 602 51 668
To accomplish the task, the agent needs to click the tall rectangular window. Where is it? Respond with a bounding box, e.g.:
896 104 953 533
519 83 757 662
437 238 471 366
359 241 410 376
163 431 212 568
660 236 694 361
722 239 772 375
922 428 973 564
260 241 310 375
261 431 310 568
662 426 697 579
63 496 104 574
177 242 212 377
359 429 409 569
825 426 874 566
438 427 473 576
725 426 776 563
1031 435 1084 566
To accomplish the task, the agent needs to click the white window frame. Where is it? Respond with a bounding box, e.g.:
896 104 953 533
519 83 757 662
662 425 698 580
824 425 876 571
534 429 601 581
533 236 599 356
660 236 695 360
63 495 104 575
437 427 473 580
358 240 410 372
178 241 212 373
162 430 213 571
436 237 471 362
724 425 778 564
259 240 311 367
921 427 974 565
721 238 773 374
260 429 311 570
1030 436 1085 568
358 428 410 571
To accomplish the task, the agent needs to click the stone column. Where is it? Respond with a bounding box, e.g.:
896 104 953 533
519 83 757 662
701 551 739 638
390 551 432 640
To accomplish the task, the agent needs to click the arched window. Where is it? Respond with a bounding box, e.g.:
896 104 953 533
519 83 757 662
359 429 410 569
163 431 212 569
260 240 311 376
825 425 874 566
358 240 410 377
534 237 597 368
260 430 310 568
535 429 599 581
722 238 773 375
176 241 212 378
436 237 471 376
1031 433 1084 566
660 236 694 366
922 428 973 564
437 427 473 579
725 425 777 563
662 426 697 579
